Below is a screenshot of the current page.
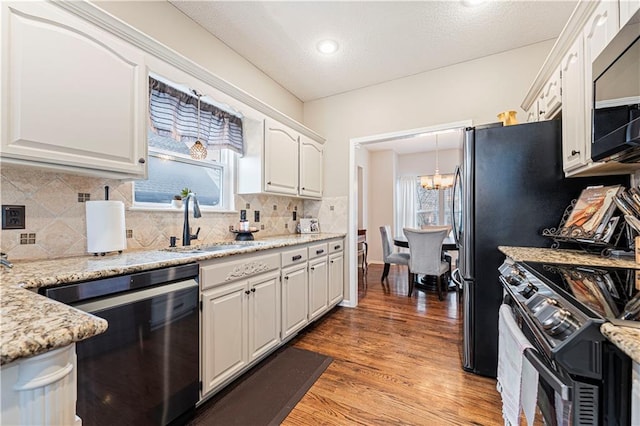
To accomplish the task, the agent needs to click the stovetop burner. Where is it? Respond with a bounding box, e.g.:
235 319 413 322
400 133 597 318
522 261 640 326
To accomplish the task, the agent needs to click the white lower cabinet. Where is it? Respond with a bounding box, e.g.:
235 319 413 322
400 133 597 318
200 252 281 396
248 270 281 361
281 262 309 339
200 240 344 400
308 243 329 321
633 362 639 425
1 344 80 426
201 280 248 395
329 250 345 306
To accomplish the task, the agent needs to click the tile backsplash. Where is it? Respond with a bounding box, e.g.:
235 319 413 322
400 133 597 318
0 165 312 260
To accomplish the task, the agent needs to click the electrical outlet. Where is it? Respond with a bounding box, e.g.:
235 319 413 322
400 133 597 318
292 211 297 221
240 209 247 220
2 205 25 229
254 211 260 222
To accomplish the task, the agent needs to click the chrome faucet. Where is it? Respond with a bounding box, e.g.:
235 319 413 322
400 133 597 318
182 192 201 246
1 252 13 269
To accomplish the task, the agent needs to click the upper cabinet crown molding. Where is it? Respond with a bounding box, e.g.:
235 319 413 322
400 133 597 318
54 1 324 145
521 0 599 111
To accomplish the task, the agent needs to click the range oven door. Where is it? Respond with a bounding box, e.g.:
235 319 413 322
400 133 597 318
509 304 600 426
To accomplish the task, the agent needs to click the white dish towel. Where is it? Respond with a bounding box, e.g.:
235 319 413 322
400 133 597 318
497 304 538 425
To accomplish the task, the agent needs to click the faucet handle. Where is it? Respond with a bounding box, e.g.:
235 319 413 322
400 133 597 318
190 227 201 241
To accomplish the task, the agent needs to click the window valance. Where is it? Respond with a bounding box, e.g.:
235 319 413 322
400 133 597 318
148 77 244 156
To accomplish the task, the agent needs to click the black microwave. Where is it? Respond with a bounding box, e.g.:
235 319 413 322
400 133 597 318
591 14 640 163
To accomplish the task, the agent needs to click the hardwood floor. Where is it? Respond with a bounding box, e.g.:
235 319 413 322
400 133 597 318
283 263 504 425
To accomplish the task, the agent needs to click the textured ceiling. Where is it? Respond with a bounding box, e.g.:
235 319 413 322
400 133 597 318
169 0 578 102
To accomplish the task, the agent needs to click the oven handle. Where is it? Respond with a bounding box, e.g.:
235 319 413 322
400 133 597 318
523 348 572 401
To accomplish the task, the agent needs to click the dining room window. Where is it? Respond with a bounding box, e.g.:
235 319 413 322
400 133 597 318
417 183 453 227
396 175 453 237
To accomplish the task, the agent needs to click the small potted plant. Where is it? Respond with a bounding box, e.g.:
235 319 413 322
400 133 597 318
171 194 183 209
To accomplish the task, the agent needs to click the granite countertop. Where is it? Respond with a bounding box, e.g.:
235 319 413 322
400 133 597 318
499 246 640 364
1 233 345 365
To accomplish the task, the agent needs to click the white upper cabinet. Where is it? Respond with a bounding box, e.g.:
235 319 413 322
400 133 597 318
561 38 587 173
299 135 323 198
539 66 562 120
264 118 300 196
0 1 147 179
522 0 640 177
238 116 324 199
620 0 640 27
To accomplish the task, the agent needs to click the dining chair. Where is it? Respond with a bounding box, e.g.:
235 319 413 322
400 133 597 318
403 227 450 300
379 225 410 284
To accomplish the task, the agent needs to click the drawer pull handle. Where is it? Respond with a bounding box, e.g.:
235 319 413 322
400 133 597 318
334 245 341 250
310 267 315 271
316 249 324 255
284 276 289 280
292 255 302 261
571 150 580 156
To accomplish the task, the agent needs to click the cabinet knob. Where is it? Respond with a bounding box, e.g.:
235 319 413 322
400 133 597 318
267 181 272 185
539 110 545 115
245 290 251 295
302 187 305 190
138 158 146 164
571 150 580 156
310 267 315 271
330 260 334 264
284 276 289 280
251 288 256 293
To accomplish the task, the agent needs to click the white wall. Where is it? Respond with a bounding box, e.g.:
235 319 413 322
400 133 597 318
367 150 397 263
304 40 555 201
397 149 462 177
94 0 303 121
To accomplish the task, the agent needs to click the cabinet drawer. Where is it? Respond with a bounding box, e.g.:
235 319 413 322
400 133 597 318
329 239 344 253
200 253 280 290
308 242 328 259
281 247 308 268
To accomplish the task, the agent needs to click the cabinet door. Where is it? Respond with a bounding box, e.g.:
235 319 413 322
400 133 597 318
248 270 281 362
308 257 328 321
1 2 146 178
582 1 620 162
281 264 308 339
620 0 640 27
633 362 639 425
525 101 540 123
328 252 344 305
201 281 248 395
539 66 562 120
561 37 587 173
264 118 299 195
299 135 323 198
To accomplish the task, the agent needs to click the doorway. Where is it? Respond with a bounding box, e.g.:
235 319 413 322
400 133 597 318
347 120 471 307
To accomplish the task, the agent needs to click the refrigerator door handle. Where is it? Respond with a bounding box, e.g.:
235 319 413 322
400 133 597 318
462 279 474 371
451 166 461 246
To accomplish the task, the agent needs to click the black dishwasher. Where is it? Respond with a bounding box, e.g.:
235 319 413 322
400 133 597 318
42 263 200 426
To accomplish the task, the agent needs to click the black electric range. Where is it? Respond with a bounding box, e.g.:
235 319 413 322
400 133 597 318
499 258 638 425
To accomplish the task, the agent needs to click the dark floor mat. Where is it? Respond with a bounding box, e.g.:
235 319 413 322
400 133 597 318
190 346 332 425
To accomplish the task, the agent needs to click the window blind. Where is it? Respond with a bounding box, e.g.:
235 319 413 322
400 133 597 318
148 77 244 155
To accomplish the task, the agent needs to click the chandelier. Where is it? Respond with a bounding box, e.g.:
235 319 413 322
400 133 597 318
189 90 208 160
420 133 453 190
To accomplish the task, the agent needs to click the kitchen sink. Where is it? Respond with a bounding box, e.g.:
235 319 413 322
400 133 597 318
165 242 265 254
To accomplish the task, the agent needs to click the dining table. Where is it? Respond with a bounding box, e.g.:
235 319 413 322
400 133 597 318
393 235 458 251
393 234 459 291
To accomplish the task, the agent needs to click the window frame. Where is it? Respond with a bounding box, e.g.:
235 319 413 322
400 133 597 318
132 144 236 212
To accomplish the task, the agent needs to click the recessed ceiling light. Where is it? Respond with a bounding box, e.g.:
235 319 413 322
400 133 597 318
316 39 339 55
461 0 485 6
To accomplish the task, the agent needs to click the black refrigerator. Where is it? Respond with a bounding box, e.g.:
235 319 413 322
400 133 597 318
453 119 629 378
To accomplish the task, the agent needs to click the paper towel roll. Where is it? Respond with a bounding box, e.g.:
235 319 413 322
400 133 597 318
86 201 126 254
